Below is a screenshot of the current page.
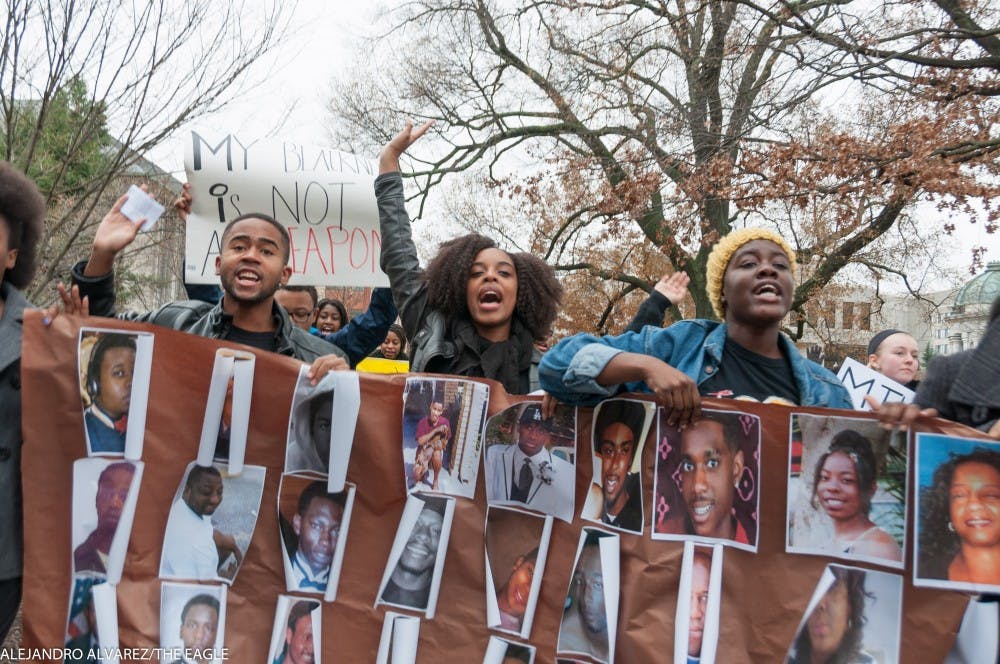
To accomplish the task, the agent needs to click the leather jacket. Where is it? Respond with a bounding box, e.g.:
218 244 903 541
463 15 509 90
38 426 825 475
71 261 344 362
375 172 541 392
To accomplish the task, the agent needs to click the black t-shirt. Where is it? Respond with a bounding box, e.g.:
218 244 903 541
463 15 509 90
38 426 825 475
226 326 278 353
698 339 800 405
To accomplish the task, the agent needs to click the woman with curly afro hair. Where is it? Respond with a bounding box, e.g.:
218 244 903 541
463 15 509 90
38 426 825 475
919 447 1000 584
374 122 562 395
0 161 46 642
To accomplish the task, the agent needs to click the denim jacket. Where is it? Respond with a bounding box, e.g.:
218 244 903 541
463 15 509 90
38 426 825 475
538 319 852 409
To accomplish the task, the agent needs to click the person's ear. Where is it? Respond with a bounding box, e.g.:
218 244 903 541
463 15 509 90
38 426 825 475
867 353 880 370
215 255 221 276
281 265 292 286
732 449 745 486
293 513 302 537
2 247 17 272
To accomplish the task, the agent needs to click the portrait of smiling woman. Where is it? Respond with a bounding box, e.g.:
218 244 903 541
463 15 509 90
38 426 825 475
787 414 905 566
917 438 1000 589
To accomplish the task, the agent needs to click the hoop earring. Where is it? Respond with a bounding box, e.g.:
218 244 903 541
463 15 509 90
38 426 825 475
947 522 955 533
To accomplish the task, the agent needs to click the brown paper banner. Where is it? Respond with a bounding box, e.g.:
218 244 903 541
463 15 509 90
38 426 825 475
22 311 974 662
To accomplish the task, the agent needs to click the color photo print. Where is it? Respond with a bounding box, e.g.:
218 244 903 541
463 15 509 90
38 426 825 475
914 432 1000 593
653 409 761 552
401 377 489 498
580 398 655 534
786 413 905 569
77 328 153 457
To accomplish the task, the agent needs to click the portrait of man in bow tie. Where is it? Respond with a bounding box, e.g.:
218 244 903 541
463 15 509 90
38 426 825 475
485 402 576 522
81 332 137 455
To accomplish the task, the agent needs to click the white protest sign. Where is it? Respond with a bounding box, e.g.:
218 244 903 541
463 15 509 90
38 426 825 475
183 130 389 287
836 356 915 411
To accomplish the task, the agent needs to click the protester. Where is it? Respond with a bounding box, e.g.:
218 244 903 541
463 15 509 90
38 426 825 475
540 227 852 421
314 298 348 335
172 185 396 368
866 329 921 390
274 286 319 332
370 323 408 361
0 162 45 641
375 122 562 395
868 295 1000 437
67 190 347 384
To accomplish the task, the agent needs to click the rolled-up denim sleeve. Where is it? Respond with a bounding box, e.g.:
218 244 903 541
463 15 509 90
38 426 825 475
539 331 654 405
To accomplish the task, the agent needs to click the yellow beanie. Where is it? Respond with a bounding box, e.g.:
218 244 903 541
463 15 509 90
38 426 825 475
705 227 797 319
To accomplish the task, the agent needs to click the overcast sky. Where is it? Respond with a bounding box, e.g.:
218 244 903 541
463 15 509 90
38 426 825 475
152 0 999 282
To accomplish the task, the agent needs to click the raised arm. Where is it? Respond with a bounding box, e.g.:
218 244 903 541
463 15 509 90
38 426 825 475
626 272 689 333
374 121 435 339
72 190 156 318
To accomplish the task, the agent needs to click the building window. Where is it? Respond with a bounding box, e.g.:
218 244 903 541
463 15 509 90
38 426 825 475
856 302 871 331
842 302 854 329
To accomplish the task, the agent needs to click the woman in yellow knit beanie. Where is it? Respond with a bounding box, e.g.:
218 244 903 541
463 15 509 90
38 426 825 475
539 227 851 423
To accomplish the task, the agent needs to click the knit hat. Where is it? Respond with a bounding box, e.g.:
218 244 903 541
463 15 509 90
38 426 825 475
705 228 797 318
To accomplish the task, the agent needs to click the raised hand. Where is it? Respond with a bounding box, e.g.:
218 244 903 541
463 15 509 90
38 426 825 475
84 189 153 276
379 120 435 174
654 271 690 305
174 182 193 222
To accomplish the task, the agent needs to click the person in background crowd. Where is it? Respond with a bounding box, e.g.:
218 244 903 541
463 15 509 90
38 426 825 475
0 162 45 642
370 323 408 361
66 189 347 383
540 227 852 421
869 295 1000 438
866 329 921 390
315 298 349 335
376 121 563 395
275 286 319 332
627 271 691 332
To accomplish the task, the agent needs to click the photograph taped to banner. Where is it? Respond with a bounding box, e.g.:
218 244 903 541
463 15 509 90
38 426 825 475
277 474 355 598
377 493 455 617
267 595 322 664
653 409 761 552
581 398 655 534
483 635 535 664
159 582 227 664
484 505 552 638
401 377 489 498
786 413 905 568
71 458 143 583
484 402 578 522
784 564 902 664
556 527 619 664
160 461 265 584
914 432 1000 593
77 328 154 459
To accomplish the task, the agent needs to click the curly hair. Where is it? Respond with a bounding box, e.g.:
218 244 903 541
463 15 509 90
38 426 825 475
791 567 871 664
594 399 648 456
423 233 562 339
0 162 46 289
315 298 349 329
810 429 878 516
919 447 1000 579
